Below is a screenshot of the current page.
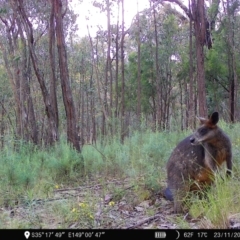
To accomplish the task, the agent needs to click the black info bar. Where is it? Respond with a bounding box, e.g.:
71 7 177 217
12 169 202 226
0 229 240 240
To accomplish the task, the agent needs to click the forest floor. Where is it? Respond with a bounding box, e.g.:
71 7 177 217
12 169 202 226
1 125 240 229
1 177 203 229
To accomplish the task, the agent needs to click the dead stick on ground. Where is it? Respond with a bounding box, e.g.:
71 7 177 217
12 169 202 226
125 213 161 229
54 179 129 193
53 184 102 192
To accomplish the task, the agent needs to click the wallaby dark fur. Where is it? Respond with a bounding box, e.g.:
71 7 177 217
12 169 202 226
165 112 232 213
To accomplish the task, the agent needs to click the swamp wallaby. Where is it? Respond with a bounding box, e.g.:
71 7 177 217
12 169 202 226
164 112 232 213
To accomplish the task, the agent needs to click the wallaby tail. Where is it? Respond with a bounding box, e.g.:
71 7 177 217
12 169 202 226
163 187 173 201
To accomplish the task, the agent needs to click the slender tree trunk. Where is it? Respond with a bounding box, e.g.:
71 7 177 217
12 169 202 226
1 97 5 149
153 3 162 129
88 43 96 144
90 75 96 144
192 0 207 117
225 0 238 122
81 79 84 145
179 79 184 131
184 79 189 129
49 2 59 134
53 0 80 151
106 0 113 134
87 26 108 135
166 65 172 129
147 10 157 130
189 0 195 128
120 0 125 143
86 84 90 144
136 1 141 125
115 0 120 121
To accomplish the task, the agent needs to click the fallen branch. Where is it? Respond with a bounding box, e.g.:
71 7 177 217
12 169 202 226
54 184 102 192
125 212 162 229
54 179 129 193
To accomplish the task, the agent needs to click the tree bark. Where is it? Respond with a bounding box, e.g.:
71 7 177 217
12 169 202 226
188 0 194 128
193 0 207 117
136 1 142 124
115 0 120 121
106 0 113 133
49 2 59 134
0 98 4 149
153 3 162 129
225 0 238 122
53 0 80 151
120 0 126 143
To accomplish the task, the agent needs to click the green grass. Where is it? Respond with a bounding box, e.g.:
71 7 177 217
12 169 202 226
0 139 85 207
188 174 240 228
0 122 240 228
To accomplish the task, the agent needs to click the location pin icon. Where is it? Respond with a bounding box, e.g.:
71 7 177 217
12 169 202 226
24 231 30 239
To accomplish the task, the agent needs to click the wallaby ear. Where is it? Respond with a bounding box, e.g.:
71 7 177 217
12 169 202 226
209 112 219 125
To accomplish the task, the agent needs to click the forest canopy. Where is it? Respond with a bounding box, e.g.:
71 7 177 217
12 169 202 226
0 0 239 149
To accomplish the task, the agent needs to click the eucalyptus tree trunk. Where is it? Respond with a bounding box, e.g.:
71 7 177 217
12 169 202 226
0 98 4 148
188 0 195 128
120 0 126 143
192 0 207 117
106 0 113 134
115 0 120 121
87 26 97 144
225 0 238 122
136 1 142 125
53 0 80 151
153 4 162 129
49 2 59 133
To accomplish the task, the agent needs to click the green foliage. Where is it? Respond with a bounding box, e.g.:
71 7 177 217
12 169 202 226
204 9 240 113
126 48 155 114
125 11 182 117
205 29 229 80
0 139 84 208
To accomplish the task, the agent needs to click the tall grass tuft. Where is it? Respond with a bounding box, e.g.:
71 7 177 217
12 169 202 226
189 174 240 228
0 138 84 207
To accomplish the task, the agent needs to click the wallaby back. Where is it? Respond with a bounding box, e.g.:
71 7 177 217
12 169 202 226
165 112 232 213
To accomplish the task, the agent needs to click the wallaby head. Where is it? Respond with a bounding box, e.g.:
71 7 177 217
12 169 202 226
190 112 219 145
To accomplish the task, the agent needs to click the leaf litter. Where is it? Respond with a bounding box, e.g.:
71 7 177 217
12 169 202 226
0 178 226 229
